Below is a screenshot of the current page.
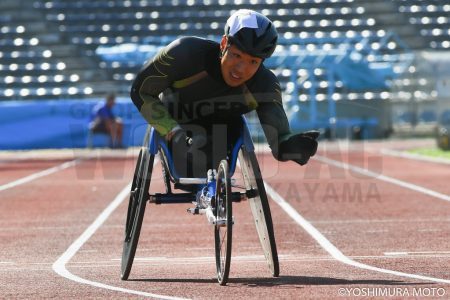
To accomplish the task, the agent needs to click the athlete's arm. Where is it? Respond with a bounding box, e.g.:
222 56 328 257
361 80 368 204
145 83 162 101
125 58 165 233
255 72 318 165
253 73 292 156
130 38 190 137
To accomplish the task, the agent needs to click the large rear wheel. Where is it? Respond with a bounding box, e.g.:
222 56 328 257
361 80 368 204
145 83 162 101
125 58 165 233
121 148 154 280
238 148 279 277
214 160 233 285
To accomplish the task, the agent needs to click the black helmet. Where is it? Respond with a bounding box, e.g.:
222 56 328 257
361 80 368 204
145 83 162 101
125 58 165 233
224 9 278 59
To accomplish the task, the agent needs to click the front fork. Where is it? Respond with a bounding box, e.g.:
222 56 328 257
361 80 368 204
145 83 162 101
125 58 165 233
197 169 217 209
187 169 225 225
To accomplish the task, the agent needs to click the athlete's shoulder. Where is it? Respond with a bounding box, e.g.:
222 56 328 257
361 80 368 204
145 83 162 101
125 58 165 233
151 37 216 74
166 36 218 55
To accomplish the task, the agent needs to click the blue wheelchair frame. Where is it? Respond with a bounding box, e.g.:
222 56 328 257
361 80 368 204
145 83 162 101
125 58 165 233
126 115 279 281
147 116 255 184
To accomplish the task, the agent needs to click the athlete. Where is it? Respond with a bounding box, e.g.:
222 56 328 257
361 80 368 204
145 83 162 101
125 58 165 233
130 9 318 177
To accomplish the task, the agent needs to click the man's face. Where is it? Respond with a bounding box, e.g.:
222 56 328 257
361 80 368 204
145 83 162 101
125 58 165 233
220 36 263 87
106 97 115 108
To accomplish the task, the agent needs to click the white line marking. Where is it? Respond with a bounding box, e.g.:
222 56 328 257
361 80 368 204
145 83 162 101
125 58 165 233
418 229 441 232
365 230 389 233
381 148 450 165
412 251 450 254
185 247 215 251
53 254 450 269
10 253 450 273
264 182 450 284
0 159 81 192
311 218 448 224
385 251 450 256
52 182 190 300
384 252 408 256
315 155 450 203
110 254 293 263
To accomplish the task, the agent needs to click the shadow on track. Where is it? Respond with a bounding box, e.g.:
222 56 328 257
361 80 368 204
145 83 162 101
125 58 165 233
128 276 427 286
231 276 428 287
128 278 218 284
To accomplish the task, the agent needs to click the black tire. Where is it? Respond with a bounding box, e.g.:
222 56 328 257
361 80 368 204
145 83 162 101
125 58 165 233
159 150 172 194
238 148 279 277
214 160 233 285
121 148 154 280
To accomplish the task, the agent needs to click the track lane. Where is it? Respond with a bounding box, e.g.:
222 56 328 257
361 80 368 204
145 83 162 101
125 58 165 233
265 180 450 284
262 148 450 285
319 142 450 197
63 159 399 299
61 151 449 299
2 141 450 299
0 159 80 189
0 157 136 298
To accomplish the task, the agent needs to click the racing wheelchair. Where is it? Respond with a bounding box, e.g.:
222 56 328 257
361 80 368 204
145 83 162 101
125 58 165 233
121 116 279 285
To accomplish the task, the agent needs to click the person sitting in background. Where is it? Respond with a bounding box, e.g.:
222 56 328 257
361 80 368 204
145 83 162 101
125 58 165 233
89 93 124 148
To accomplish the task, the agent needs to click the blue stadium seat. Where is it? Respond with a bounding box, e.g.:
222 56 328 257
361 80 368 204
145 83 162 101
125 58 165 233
0 0 439 104
440 110 450 125
419 110 437 123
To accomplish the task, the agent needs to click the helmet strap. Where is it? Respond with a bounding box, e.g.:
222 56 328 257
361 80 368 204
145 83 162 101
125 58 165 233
219 36 232 59
221 42 231 58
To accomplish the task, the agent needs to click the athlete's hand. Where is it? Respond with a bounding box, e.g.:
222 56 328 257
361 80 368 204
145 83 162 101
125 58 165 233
278 131 319 165
166 127 192 148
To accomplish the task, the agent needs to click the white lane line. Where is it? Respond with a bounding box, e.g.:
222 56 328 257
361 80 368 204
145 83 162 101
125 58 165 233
385 251 450 256
384 252 409 256
312 218 448 224
381 148 450 165
110 254 293 263
0 159 81 192
10 253 450 272
52 182 189 300
315 155 450 204
264 182 450 284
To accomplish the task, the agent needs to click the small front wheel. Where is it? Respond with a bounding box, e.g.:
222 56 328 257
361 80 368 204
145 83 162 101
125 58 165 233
214 160 232 285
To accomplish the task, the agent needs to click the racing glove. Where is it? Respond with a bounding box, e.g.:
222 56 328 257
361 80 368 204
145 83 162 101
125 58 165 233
278 130 320 166
166 126 192 149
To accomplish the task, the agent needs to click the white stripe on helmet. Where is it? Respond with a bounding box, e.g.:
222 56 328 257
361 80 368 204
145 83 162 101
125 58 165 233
227 9 258 36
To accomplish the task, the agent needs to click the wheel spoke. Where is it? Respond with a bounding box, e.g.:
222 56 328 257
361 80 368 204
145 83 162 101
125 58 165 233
220 229 227 248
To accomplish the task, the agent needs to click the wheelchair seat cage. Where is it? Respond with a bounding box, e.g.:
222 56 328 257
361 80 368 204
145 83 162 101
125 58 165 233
148 117 254 183
121 115 279 285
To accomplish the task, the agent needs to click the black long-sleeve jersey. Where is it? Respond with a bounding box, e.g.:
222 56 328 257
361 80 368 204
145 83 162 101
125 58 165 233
130 36 293 157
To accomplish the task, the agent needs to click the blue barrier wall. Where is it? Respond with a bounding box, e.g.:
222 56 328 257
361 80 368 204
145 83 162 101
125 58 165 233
0 99 149 150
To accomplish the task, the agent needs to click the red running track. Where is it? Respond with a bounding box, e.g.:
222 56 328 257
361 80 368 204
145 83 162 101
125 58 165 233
0 141 449 299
